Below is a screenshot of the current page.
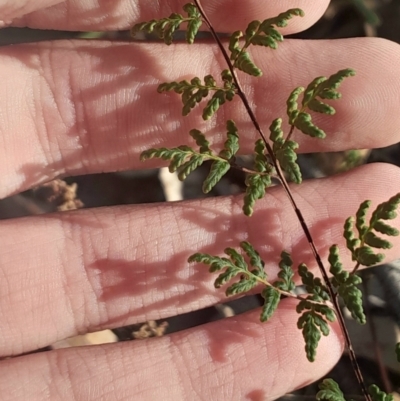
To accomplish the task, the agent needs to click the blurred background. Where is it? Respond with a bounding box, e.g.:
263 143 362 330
0 0 399 399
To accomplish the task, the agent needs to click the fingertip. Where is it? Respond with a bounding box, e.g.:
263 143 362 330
10 0 330 33
204 0 330 34
0 0 61 22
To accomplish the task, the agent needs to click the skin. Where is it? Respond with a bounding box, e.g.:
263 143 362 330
0 0 399 400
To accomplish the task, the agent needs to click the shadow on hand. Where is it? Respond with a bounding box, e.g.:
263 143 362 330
13 38 196 192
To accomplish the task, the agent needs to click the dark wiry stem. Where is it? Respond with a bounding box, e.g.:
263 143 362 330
192 1 372 400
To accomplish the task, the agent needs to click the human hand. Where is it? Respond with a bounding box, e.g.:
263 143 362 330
1 1 400 400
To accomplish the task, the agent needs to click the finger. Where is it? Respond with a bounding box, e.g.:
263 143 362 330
0 0 61 26
0 163 399 356
0 37 399 197
8 0 329 33
0 303 343 401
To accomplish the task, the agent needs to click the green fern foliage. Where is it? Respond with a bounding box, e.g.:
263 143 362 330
297 304 333 362
370 193 400 225
275 251 296 292
228 9 304 77
188 241 266 297
158 70 236 119
260 286 281 322
287 69 355 139
189 243 298 323
269 118 302 183
260 251 296 322
328 245 365 324
141 120 240 192
203 120 238 193
316 379 347 401
137 3 400 378
318 381 394 401
298 264 330 302
297 264 335 362
131 3 202 45
243 139 273 216
140 145 203 180
344 193 400 267
229 31 262 77
368 385 394 401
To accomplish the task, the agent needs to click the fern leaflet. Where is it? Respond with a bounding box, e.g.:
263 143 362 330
228 9 304 77
158 70 236 119
131 3 202 45
328 245 365 324
344 193 400 268
316 379 347 401
287 69 355 139
243 139 273 216
269 118 302 183
296 264 335 362
141 120 240 192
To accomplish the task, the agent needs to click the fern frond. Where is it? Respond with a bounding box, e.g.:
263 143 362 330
343 217 361 254
259 250 296 322
296 299 335 362
370 192 400 224
263 8 305 28
228 30 243 61
368 385 394 401
274 251 296 292
183 3 203 44
228 30 262 77
202 161 230 193
188 242 267 297
228 9 304 77
131 2 202 45
287 69 355 139
344 194 400 267
298 264 330 302
255 9 304 47
353 246 385 267
218 120 240 160
260 286 280 322
140 145 207 181
328 245 365 324
316 379 347 401
292 112 326 139
296 263 335 361
252 139 270 173
235 49 262 77
140 146 198 172
202 120 240 193
269 118 302 183
189 129 211 155
243 174 272 216
178 154 204 180
296 308 324 362
141 121 243 192
287 87 305 124
158 71 236 119
243 139 273 216
189 242 290 323
226 277 258 296
356 200 370 238
240 241 265 273
158 77 209 116
373 220 399 236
